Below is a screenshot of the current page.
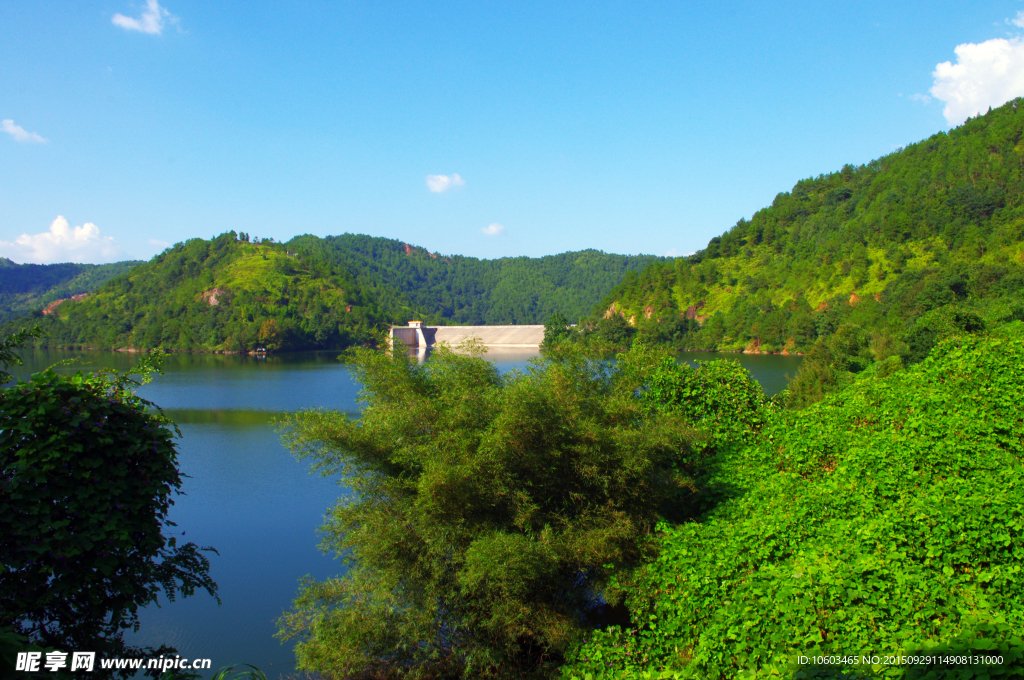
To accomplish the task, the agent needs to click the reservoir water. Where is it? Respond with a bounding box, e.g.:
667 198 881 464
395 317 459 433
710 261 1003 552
6 346 799 678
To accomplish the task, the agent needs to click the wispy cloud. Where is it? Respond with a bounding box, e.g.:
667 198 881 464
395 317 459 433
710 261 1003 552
2 119 47 144
426 173 465 193
930 36 1024 125
0 216 122 264
909 93 932 104
481 223 504 236
112 0 174 35
1010 10 1024 28
148 238 171 250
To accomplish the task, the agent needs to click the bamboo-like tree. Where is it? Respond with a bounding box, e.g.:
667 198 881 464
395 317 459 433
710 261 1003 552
277 342 705 679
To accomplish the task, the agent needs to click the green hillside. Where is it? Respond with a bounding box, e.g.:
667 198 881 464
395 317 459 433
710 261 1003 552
0 258 143 322
290 233 662 325
590 99 1024 354
6 232 660 352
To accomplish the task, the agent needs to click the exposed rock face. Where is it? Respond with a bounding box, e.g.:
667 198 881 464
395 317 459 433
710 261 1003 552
849 293 862 306
201 288 225 306
684 300 705 320
603 302 622 319
814 301 829 312
41 293 89 316
643 305 655 319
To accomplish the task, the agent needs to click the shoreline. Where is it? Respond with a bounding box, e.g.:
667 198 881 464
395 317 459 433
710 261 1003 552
30 344 804 357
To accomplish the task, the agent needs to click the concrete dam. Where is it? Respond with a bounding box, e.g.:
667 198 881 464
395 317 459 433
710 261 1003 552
389 321 545 348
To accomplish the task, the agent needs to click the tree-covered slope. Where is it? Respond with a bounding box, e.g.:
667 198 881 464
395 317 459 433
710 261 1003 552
595 99 1024 353
14 233 425 352
0 258 143 322
8 232 660 352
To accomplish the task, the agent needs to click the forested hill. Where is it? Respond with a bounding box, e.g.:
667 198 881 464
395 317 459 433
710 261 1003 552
0 258 143 323
7 233 660 352
593 98 1024 353
290 233 662 324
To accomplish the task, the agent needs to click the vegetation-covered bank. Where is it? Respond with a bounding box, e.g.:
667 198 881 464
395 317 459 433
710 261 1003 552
277 325 1024 679
3 233 660 353
588 99 1024 355
562 325 1024 679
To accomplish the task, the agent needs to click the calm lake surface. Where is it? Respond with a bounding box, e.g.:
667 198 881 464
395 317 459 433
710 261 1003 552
8 346 799 678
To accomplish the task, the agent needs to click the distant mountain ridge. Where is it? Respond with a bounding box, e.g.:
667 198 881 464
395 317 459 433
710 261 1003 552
591 98 1024 353
5 233 661 352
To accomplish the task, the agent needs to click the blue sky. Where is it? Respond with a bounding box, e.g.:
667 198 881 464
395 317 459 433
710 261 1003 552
3 1 1024 264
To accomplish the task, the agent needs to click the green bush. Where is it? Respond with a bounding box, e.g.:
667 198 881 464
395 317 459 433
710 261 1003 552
902 306 987 365
642 357 773 449
562 328 1024 679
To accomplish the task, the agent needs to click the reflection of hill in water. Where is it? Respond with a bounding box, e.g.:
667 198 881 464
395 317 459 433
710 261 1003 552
164 409 360 426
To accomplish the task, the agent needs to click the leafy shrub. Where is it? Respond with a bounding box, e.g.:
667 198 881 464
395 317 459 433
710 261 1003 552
642 357 773 449
902 306 987 365
562 329 1024 679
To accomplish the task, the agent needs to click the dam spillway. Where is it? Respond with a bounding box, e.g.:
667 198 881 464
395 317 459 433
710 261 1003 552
390 321 545 348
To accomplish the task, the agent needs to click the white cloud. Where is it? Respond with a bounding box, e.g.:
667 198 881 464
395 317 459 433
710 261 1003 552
909 93 932 104
0 216 123 264
665 248 679 257
2 119 47 144
426 173 465 193
148 238 171 249
112 0 174 35
1010 10 1024 28
930 37 1024 125
481 223 504 236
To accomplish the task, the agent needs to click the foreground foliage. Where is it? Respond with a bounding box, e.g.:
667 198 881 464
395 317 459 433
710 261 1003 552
562 327 1024 678
0 350 218 678
277 342 706 679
